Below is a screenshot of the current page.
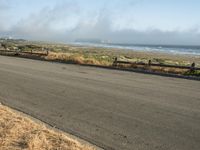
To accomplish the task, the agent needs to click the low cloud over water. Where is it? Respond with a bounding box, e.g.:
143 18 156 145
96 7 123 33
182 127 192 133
0 0 200 45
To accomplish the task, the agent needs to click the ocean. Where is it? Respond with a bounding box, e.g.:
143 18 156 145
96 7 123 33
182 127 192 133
73 42 200 56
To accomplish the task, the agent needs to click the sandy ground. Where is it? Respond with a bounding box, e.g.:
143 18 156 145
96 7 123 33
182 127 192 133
0 103 96 150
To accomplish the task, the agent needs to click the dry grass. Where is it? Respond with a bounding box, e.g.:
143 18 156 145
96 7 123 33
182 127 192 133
45 52 112 66
46 52 194 75
116 63 189 75
0 104 96 150
1 44 199 76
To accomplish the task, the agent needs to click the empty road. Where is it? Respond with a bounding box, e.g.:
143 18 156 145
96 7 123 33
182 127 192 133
0 55 200 150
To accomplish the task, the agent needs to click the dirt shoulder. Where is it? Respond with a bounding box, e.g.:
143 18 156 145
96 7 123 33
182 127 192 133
0 103 98 150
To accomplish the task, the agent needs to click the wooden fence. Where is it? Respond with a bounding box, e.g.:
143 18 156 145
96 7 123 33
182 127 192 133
113 58 200 71
0 49 48 56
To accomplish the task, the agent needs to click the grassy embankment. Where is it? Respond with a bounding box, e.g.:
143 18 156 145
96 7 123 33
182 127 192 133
41 45 200 76
0 104 96 150
1 40 200 76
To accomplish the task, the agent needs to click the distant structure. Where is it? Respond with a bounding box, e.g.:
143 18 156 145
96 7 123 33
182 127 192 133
75 38 112 44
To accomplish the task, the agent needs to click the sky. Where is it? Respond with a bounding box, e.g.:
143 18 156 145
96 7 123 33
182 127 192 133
0 0 200 45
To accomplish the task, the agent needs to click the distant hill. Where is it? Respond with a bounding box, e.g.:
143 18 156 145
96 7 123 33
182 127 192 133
0 38 26 43
75 39 102 43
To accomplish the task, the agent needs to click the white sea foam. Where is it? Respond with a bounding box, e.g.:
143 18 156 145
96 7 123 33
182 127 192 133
72 42 200 56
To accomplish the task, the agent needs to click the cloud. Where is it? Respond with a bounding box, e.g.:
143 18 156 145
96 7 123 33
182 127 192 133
0 0 200 45
5 1 79 40
0 0 11 31
0 0 10 10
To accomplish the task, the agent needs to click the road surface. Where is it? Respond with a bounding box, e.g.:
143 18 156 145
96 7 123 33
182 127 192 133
0 55 200 150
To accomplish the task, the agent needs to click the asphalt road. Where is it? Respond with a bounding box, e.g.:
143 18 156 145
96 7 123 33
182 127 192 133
0 55 200 150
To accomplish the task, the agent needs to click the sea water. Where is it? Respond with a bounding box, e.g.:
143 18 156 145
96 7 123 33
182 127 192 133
73 42 200 56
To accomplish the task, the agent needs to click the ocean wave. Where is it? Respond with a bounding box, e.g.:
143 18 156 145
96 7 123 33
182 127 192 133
72 42 200 56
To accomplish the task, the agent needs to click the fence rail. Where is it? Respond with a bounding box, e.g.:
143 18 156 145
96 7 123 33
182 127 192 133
113 59 200 71
0 49 48 56
0 49 199 72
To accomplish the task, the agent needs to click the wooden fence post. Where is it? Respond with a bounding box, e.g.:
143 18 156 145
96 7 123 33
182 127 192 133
190 62 196 72
148 60 152 66
113 57 118 67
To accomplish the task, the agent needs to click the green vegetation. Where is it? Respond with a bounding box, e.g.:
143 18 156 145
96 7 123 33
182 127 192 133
184 70 200 77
